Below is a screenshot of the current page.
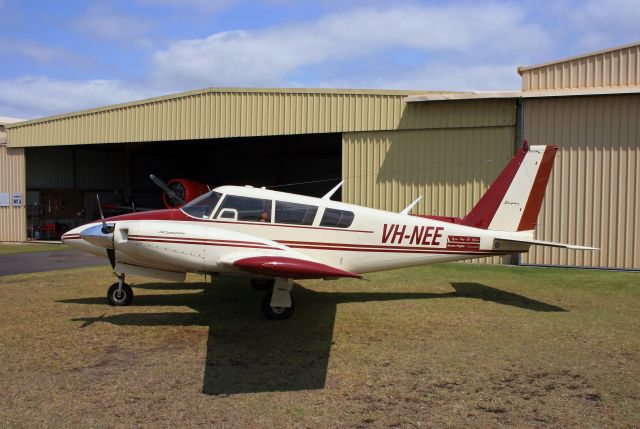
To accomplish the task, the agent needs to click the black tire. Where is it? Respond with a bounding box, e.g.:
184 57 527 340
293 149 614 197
251 278 275 291
261 293 294 320
107 282 133 306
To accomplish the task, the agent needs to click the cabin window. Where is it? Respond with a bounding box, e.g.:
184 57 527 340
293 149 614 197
274 201 318 225
181 191 221 218
215 195 272 222
320 208 354 228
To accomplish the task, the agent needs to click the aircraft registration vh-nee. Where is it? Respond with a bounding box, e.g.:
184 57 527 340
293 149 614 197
63 142 596 320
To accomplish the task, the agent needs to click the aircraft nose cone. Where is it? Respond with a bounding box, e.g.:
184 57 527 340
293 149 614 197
61 230 80 243
79 224 114 248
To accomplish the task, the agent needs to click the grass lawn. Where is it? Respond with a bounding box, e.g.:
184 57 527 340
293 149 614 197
0 242 68 254
0 263 638 427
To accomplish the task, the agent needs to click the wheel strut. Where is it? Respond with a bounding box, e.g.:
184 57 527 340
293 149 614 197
116 272 125 295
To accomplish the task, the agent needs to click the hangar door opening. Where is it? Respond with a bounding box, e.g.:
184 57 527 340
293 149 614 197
24 133 341 239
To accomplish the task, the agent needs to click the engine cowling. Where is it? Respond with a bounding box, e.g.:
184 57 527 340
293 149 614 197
162 179 209 208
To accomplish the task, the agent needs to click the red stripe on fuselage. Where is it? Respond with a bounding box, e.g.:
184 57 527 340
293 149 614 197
123 234 508 256
128 237 279 250
286 244 511 255
127 234 268 247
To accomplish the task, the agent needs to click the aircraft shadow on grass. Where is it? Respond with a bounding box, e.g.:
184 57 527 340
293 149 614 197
59 281 565 395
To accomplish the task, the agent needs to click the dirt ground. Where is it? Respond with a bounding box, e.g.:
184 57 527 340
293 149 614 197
0 263 638 428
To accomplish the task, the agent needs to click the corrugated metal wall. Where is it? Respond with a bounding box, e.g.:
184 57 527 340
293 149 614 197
0 145 26 241
521 94 640 270
342 99 516 264
7 89 441 147
521 43 640 91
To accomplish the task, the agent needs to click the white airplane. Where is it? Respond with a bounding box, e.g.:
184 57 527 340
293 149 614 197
63 142 596 320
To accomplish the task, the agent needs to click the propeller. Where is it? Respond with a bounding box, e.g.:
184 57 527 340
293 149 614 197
96 194 113 234
149 174 186 206
95 194 116 269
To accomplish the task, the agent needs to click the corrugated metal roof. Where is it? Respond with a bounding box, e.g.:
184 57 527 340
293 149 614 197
518 41 640 91
405 87 640 102
6 87 456 148
517 41 640 73
6 87 436 130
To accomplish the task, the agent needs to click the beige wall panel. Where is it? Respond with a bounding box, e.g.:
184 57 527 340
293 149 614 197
7 89 514 148
342 126 515 265
0 145 26 241
521 95 639 269
522 44 640 91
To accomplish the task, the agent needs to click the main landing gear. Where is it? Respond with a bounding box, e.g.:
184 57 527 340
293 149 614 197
103 272 293 319
107 273 133 306
258 278 294 320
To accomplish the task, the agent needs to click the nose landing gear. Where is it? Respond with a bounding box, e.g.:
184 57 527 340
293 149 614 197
107 273 133 306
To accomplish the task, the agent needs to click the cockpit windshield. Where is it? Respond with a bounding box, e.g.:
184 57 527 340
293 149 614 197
181 191 221 218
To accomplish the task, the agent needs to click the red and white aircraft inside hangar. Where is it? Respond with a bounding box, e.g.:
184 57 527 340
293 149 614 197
62 142 596 320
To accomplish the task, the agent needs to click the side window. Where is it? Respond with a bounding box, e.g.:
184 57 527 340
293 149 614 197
320 208 354 228
215 195 272 222
274 201 318 225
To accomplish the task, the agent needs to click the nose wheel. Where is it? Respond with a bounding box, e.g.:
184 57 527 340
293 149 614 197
107 274 133 306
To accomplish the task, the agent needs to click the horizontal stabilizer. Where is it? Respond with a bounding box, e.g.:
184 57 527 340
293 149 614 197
495 237 598 251
234 256 362 279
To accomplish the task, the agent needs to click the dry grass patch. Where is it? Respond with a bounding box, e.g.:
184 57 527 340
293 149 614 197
0 263 638 428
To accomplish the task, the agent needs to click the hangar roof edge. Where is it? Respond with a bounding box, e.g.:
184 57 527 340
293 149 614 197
6 87 450 129
405 87 640 102
517 40 640 74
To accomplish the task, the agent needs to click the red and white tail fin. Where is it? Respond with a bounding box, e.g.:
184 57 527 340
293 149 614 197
461 142 558 232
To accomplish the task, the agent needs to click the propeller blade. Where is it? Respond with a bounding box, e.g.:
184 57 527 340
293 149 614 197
107 248 116 269
149 174 185 205
96 194 111 234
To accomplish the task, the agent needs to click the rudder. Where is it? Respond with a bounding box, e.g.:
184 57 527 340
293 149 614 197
461 142 558 232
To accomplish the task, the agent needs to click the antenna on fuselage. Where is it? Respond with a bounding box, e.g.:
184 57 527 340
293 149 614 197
322 180 344 200
400 196 422 215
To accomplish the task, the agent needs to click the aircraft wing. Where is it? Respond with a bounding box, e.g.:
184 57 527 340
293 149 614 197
494 237 598 251
231 255 362 279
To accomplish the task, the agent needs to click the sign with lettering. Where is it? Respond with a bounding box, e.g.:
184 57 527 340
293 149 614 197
12 193 22 207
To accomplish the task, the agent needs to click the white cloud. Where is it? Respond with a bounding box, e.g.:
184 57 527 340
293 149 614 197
0 77 151 119
316 64 521 92
573 0 640 49
151 3 549 90
73 4 153 45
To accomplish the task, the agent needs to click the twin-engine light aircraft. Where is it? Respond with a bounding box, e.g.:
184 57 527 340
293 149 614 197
63 143 596 320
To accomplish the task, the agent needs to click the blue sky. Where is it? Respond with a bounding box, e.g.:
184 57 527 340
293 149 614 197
1 0 638 119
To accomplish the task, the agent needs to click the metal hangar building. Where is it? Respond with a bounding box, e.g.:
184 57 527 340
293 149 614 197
1 42 639 270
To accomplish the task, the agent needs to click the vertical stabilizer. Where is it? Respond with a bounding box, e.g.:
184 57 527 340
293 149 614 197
461 142 558 232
